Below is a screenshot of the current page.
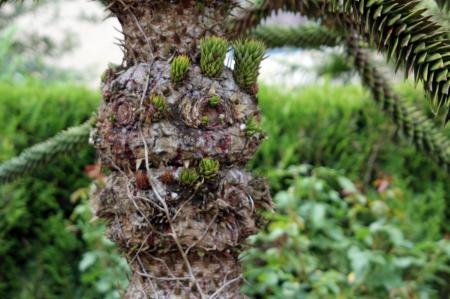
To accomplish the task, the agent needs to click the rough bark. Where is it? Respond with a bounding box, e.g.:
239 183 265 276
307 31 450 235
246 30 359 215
91 1 272 298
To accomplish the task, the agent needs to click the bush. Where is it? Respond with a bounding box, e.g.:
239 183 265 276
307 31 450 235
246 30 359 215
242 165 450 299
254 83 450 233
0 81 98 298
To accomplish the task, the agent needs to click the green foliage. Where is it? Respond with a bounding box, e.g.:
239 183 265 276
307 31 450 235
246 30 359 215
71 186 130 299
199 158 220 180
0 81 98 298
233 39 266 89
343 0 450 118
0 121 92 183
170 55 190 85
200 36 228 77
250 23 342 49
242 165 450 299
252 84 449 205
180 168 200 186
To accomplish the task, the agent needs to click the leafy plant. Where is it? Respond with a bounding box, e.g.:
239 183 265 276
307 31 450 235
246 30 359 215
243 165 450 299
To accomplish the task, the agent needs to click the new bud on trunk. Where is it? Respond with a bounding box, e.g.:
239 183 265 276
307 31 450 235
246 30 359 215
92 1 272 298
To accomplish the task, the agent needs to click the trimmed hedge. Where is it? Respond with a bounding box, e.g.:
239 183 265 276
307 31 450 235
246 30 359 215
0 81 98 298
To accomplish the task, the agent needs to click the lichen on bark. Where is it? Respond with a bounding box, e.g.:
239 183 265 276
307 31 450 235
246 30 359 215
91 1 272 298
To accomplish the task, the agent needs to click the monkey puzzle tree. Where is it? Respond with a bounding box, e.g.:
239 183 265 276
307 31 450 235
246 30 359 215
1 0 450 298
91 1 272 298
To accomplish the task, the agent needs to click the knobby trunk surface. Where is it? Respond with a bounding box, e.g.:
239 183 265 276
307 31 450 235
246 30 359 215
91 1 272 298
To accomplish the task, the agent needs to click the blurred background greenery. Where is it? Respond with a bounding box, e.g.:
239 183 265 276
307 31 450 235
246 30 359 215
0 1 449 299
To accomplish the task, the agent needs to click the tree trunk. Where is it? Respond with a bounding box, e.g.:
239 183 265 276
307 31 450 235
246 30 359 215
91 1 272 298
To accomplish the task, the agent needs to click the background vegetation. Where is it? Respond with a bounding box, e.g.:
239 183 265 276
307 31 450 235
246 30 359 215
1 81 449 298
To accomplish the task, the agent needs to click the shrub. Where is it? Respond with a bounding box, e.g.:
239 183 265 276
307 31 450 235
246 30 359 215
0 81 98 298
242 165 450 299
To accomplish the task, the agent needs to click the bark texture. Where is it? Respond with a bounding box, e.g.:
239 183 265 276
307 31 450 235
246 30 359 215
92 1 272 298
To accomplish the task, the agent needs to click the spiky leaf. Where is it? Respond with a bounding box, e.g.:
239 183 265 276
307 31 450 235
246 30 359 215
435 0 450 11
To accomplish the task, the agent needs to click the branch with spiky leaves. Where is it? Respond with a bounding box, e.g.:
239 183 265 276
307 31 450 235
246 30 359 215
232 0 450 120
0 120 93 183
343 0 450 120
249 23 343 49
249 20 449 172
347 36 450 172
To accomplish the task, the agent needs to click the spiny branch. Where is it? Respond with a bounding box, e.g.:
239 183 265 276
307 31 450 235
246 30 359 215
249 23 343 49
229 0 327 37
347 36 450 172
0 120 93 184
343 0 450 120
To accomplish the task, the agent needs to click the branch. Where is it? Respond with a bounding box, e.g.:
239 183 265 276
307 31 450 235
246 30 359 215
343 0 450 120
229 0 328 37
347 36 450 172
249 23 343 49
0 120 93 184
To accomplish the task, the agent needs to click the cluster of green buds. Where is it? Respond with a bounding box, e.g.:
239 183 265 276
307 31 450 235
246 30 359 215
179 158 220 187
180 168 200 187
233 39 266 90
199 36 266 91
209 95 221 107
170 55 191 84
201 116 209 126
200 37 228 77
245 116 263 136
150 95 166 113
199 158 220 180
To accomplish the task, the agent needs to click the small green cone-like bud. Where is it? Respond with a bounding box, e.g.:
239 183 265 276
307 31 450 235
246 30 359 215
150 95 166 112
209 95 221 107
199 158 220 180
200 36 228 77
180 168 200 186
170 55 190 84
233 39 266 90
201 116 210 126
245 116 263 136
